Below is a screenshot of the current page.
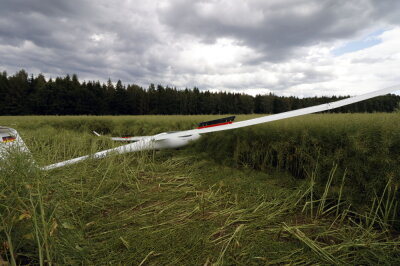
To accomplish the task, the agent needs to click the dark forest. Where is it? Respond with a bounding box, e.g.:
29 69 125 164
1 70 399 115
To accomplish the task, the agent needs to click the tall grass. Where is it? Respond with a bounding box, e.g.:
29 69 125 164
284 163 400 265
1 114 399 264
192 113 400 223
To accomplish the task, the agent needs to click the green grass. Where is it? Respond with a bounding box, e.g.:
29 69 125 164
1 114 400 265
192 113 400 213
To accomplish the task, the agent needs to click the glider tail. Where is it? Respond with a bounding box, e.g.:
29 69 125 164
0 126 30 153
0 126 33 166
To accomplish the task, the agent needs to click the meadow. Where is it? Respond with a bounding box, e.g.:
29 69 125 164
1 114 400 265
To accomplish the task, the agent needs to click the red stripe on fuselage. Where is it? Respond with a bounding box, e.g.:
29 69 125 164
197 121 233 129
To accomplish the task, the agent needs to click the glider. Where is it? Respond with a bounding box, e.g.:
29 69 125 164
1 85 399 171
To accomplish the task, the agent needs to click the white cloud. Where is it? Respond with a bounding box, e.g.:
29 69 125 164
90 34 105 42
287 27 400 96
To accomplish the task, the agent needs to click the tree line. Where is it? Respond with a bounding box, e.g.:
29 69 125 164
1 70 399 115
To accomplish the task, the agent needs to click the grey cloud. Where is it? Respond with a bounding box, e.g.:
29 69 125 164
158 0 400 62
0 0 165 85
0 0 156 52
0 0 399 94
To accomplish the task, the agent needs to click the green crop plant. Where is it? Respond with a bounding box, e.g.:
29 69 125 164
0 114 399 264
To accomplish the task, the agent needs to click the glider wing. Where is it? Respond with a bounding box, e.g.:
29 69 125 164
42 138 155 170
155 85 400 140
110 136 149 142
93 131 149 142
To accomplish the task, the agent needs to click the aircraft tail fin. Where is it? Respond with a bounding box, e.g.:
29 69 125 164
0 126 32 164
93 130 101 137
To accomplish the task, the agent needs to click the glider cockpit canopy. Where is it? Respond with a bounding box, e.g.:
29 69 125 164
198 116 235 129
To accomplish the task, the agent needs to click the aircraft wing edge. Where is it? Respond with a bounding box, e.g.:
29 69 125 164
155 85 400 139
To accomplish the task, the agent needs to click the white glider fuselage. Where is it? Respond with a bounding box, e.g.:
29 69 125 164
152 132 201 149
107 132 202 147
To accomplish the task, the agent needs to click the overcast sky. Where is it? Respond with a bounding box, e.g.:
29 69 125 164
1 0 400 97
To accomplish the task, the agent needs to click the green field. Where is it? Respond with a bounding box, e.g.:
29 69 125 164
1 114 400 265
